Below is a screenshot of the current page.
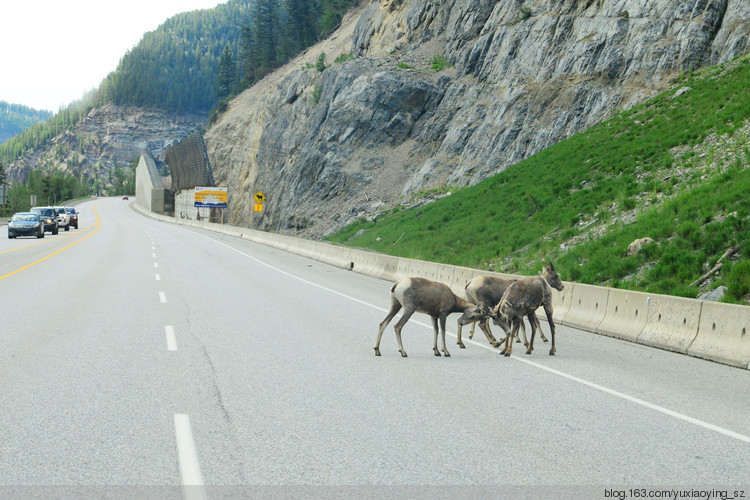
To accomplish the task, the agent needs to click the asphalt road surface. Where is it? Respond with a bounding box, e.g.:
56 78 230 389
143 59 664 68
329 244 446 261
1 197 748 498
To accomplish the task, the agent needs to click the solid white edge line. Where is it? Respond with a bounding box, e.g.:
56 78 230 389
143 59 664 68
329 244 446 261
165 325 177 351
195 231 750 445
174 414 206 499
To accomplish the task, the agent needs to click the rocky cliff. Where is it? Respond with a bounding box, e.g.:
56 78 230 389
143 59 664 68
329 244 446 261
204 0 750 238
6 104 203 191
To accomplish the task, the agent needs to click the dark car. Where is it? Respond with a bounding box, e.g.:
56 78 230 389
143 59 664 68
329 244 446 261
64 207 79 229
30 206 59 235
8 212 45 239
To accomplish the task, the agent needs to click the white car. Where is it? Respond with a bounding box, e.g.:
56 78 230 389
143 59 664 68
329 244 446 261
54 206 70 231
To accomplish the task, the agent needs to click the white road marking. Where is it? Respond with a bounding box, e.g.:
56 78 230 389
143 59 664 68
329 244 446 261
159 292 167 303
153 253 156 258
165 325 177 351
155 273 161 281
154 262 159 269
197 231 750 446
174 414 206 500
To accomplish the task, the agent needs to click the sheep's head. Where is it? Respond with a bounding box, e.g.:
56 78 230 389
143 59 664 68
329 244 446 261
457 303 491 326
541 261 564 291
492 300 514 321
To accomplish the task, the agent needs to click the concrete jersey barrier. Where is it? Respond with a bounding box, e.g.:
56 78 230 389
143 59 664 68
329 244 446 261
688 301 750 369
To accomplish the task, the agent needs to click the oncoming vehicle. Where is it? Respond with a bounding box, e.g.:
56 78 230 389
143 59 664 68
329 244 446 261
30 206 59 235
8 212 45 239
64 207 79 229
54 206 70 231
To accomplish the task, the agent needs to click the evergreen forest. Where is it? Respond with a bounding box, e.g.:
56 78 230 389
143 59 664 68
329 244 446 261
94 0 357 116
0 102 52 144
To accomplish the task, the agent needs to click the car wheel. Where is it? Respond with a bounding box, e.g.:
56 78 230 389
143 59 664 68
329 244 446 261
53 227 58 235
65 225 69 231
8 233 12 239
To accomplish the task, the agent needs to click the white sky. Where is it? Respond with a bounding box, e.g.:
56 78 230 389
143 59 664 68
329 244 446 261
1 0 225 112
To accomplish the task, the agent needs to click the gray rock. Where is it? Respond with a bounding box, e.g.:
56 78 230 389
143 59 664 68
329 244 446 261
699 286 728 302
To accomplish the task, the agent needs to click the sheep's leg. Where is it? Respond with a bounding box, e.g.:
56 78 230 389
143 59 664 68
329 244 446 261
478 319 500 348
543 305 556 355
456 319 468 348
431 317 441 356
503 321 518 357
393 307 415 357
525 313 539 355
469 320 476 339
439 315 450 357
517 318 529 348
537 312 549 342
375 300 401 356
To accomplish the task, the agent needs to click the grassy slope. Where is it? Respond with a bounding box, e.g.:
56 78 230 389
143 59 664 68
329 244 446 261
326 53 750 304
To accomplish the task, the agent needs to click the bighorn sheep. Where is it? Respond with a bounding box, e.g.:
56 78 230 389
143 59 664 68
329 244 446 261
457 276 515 349
493 261 564 356
375 277 484 357
458 276 549 349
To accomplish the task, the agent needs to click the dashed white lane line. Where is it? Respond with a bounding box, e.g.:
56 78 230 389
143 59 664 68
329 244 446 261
154 262 159 268
155 273 161 281
195 231 750 446
165 325 177 351
174 414 206 500
159 292 167 303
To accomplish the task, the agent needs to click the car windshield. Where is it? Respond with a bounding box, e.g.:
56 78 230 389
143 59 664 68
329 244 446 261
32 208 54 217
65 208 75 214
55 208 65 214
12 214 38 222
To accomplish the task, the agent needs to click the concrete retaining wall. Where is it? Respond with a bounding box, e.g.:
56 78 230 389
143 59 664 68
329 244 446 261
132 202 749 370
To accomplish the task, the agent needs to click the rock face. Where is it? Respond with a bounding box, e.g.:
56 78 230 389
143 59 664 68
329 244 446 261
6 104 203 191
204 0 750 238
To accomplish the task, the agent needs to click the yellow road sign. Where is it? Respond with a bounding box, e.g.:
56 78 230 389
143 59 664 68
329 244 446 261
254 203 263 212
254 192 266 203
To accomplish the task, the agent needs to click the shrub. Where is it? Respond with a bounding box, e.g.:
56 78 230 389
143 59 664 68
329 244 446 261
430 54 450 71
334 52 353 64
315 53 327 72
517 7 532 22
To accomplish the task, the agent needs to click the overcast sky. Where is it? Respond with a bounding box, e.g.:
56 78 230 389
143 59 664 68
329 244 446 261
1 0 225 112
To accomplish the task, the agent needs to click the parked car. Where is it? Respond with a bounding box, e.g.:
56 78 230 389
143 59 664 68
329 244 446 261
30 206 59 235
64 207 79 229
8 212 45 239
54 206 70 231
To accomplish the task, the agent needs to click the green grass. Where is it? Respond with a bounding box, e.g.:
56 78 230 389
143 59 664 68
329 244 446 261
326 53 750 304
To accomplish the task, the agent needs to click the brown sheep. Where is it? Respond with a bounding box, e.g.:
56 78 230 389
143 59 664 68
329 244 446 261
375 277 483 357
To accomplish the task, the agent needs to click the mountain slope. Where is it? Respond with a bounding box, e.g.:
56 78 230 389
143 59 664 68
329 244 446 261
204 0 750 240
0 102 52 144
326 52 750 304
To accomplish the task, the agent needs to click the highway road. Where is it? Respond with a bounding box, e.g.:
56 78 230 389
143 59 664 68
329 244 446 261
1 197 748 498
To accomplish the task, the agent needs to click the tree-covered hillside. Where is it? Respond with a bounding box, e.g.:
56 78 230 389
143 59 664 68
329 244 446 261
1 0 358 170
95 0 357 115
0 102 52 144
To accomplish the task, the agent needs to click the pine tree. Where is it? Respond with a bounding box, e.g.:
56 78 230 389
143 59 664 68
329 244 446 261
216 44 237 100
